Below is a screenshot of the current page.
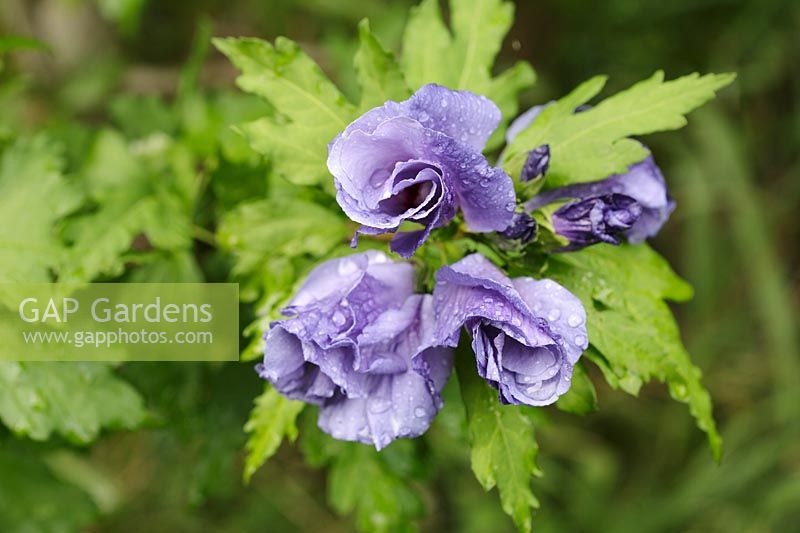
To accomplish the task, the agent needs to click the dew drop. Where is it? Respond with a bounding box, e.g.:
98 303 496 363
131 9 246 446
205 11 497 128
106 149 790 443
440 99 448 107
567 314 583 327
413 406 428 418
525 382 542 395
547 309 561 321
574 335 586 347
369 398 392 414
331 311 346 327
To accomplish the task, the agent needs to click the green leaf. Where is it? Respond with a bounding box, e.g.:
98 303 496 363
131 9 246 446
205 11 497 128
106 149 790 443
555 362 598 415
400 0 453 90
328 443 424 533
214 37 356 187
456 344 540 532
450 0 515 92
404 0 513 93
354 19 411 112
0 137 81 283
243 386 304 483
484 61 537 150
218 197 348 278
503 71 736 187
297 412 424 532
401 0 534 145
59 130 194 282
0 362 146 444
544 244 721 459
218 198 349 359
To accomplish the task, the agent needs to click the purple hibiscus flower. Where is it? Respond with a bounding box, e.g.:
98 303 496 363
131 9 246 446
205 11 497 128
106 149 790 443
433 253 587 406
328 84 517 258
258 251 453 449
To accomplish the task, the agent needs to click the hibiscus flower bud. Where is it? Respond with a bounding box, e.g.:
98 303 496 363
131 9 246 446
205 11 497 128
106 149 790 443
499 212 538 244
526 155 675 246
552 193 642 250
520 144 550 182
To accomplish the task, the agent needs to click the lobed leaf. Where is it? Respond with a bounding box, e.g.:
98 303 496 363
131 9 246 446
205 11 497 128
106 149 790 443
327 443 424 533
243 386 305 482
544 244 721 460
402 0 535 146
214 37 356 187
503 71 736 187
60 130 193 282
456 344 541 532
354 19 411 112
555 362 598 415
0 137 81 283
0 362 146 444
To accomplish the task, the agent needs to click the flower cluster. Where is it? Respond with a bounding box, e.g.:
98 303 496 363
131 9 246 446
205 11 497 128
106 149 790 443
259 84 676 449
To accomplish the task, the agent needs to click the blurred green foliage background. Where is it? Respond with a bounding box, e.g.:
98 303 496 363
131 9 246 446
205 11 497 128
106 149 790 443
0 0 798 531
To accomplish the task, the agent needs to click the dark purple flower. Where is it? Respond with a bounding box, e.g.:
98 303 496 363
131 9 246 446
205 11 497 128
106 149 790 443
259 251 453 449
499 212 538 244
520 144 550 182
552 193 642 250
433 254 587 406
328 84 516 258
526 156 675 244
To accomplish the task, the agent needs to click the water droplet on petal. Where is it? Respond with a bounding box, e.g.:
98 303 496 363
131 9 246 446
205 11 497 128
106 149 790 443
369 398 392 414
413 406 428 418
526 382 542 395
331 311 346 327
574 335 586 347
440 99 448 107
567 314 583 327
547 309 561 321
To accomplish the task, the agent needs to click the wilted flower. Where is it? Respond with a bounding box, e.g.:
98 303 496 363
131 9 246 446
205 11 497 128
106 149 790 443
433 254 587 406
527 156 675 245
552 193 642 249
259 251 453 449
328 84 516 258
